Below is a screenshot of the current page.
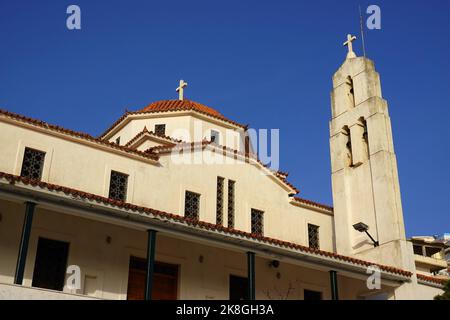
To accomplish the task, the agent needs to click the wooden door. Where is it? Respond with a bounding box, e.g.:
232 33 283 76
127 256 178 300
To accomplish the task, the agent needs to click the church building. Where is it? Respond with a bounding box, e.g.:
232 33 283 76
0 35 447 300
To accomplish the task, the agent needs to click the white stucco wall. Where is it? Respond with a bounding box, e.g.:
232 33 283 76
0 120 333 251
108 113 245 152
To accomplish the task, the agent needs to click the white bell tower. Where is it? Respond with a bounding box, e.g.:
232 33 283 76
329 35 408 263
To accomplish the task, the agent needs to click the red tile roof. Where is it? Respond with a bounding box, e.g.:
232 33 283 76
0 107 339 211
145 140 300 195
0 109 159 161
140 99 245 128
293 197 334 212
416 274 448 286
124 126 181 148
99 99 246 139
0 171 412 278
142 99 223 117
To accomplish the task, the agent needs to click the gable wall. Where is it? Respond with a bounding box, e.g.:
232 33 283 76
0 119 333 251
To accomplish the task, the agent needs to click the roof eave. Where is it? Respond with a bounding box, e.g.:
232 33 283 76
99 109 246 141
0 173 412 282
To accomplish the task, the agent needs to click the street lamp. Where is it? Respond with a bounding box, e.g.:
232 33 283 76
353 222 379 247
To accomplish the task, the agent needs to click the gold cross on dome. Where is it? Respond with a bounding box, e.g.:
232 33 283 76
176 80 188 101
343 34 357 59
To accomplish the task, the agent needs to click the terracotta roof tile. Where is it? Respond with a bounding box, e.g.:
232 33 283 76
0 171 413 278
124 127 181 148
293 197 334 212
139 99 245 128
141 99 223 117
416 274 448 286
99 99 246 139
145 140 300 195
0 109 159 161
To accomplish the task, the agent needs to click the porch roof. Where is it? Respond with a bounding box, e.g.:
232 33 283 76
0 171 413 282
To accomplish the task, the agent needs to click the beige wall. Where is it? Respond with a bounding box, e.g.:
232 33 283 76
414 283 443 300
109 115 192 145
109 113 245 151
0 97 444 299
0 120 333 251
0 201 392 300
330 57 408 267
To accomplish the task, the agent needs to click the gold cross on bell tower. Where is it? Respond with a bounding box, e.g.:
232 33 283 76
343 34 357 59
176 80 188 101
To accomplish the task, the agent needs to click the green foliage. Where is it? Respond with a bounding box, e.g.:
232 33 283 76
434 279 450 300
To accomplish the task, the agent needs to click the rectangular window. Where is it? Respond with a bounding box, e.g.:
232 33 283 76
216 177 225 225
251 209 264 236
308 224 320 249
155 124 166 136
211 130 220 144
425 246 441 258
413 245 423 256
304 289 322 300
184 191 200 221
227 180 235 228
20 147 46 180
108 170 129 202
32 237 69 291
229 275 248 300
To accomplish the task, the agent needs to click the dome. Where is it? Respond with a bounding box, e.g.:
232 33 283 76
139 99 244 128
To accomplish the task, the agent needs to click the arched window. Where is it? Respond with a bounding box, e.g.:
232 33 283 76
343 126 353 167
359 117 370 158
345 76 355 109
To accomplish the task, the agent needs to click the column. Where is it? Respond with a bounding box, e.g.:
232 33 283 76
247 251 255 300
329 270 339 300
14 201 36 285
144 229 157 300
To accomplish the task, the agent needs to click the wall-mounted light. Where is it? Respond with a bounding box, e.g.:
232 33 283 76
106 236 112 244
353 222 379 247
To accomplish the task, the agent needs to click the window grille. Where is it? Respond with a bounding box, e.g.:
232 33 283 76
185 191 200 221
108 171 128 202
251 209 264 236
216 177 224 225
227 180 235 228
155 124 166 136
20 147 46 180
308 224 320 249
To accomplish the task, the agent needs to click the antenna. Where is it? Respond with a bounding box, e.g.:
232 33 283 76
359 4 367 57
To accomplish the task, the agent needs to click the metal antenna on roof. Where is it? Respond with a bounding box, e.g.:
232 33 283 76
359 4 367 57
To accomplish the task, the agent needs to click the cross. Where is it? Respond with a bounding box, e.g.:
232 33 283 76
343 34 357 59
176 80 188 101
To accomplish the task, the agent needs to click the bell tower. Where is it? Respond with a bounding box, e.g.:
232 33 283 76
329 35 407 259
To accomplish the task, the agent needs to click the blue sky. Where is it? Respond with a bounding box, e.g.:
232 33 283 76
0 1 449 237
